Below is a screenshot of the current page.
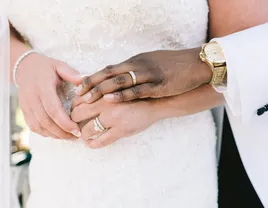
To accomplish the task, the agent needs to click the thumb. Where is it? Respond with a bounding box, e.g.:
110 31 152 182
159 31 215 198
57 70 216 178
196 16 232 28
56 64 84 85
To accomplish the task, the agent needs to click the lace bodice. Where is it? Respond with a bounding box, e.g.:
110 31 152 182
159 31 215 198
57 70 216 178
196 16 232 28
9 0 208 66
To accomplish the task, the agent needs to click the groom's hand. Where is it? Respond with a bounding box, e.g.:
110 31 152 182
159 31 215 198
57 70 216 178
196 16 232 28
74 48 212 104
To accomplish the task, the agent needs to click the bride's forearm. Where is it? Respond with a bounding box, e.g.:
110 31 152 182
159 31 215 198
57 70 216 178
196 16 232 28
9 23 31 83
152 84 225 120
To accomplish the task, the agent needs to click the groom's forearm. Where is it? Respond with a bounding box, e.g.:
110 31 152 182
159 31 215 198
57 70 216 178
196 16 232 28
151 84 225 120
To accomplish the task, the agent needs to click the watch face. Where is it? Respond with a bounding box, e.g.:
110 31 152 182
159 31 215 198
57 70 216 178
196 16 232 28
204 42 226 63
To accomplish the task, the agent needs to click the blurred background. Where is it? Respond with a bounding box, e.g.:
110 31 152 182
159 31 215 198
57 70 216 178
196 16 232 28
10 85 31 208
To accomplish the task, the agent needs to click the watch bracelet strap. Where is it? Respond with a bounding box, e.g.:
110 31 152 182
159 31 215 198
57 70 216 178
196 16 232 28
209 65 227 86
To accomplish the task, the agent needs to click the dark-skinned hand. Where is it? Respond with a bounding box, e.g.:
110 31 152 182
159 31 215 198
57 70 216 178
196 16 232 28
73 48 212 106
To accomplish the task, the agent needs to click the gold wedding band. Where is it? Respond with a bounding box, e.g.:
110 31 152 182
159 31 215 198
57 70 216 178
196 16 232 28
128 71 137 86
93 117 106 133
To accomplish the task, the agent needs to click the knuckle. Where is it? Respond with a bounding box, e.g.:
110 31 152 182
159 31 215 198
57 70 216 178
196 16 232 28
128 55 149 66
114 91 124 101
83 76 92 88
131 86 143 97
92 85 103 95
113 75 126 85
147 84 158 97
71 103 88 122
117 62 134 71
123 62 135 71
103 65 114 74
121 62 131 67
136 57 150 65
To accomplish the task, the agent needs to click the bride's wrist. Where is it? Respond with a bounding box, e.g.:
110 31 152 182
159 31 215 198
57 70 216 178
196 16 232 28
14 51 40 87
149 98 181 121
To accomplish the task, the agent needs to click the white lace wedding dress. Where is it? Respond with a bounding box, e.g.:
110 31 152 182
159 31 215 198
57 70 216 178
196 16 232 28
8 0 218 207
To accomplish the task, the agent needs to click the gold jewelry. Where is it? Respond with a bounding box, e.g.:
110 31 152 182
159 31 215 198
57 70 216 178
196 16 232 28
199 41 227 92
93 117 106 132
128 71 137 86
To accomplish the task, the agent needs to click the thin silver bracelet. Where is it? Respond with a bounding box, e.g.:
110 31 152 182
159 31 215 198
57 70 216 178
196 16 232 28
13 49 39 88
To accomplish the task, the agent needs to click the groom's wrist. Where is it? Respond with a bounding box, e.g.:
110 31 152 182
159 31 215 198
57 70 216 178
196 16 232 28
194 47 213 85
198 61 213 84
179 47 213 90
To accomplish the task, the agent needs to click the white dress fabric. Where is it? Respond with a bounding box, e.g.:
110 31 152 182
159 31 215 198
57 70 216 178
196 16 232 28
8 1 218 207
0 16 12 208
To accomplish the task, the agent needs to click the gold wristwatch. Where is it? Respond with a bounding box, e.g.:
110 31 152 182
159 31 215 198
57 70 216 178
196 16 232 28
199 41 227 92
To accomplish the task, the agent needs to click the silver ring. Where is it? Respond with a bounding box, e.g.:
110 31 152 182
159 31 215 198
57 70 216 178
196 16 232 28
93 117 106 132
128 71 137 86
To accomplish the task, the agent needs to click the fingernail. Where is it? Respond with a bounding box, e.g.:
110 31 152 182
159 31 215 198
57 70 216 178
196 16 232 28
75 84 83 94
103 94 114 101
71 130 82 137
83 92 92 102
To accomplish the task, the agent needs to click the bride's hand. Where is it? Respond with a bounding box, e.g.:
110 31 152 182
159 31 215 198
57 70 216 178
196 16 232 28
75 48 212 104
16 53 83 139
71 98 160 148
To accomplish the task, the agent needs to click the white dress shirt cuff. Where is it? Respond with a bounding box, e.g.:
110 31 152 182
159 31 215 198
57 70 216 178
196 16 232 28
211 23 268 123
